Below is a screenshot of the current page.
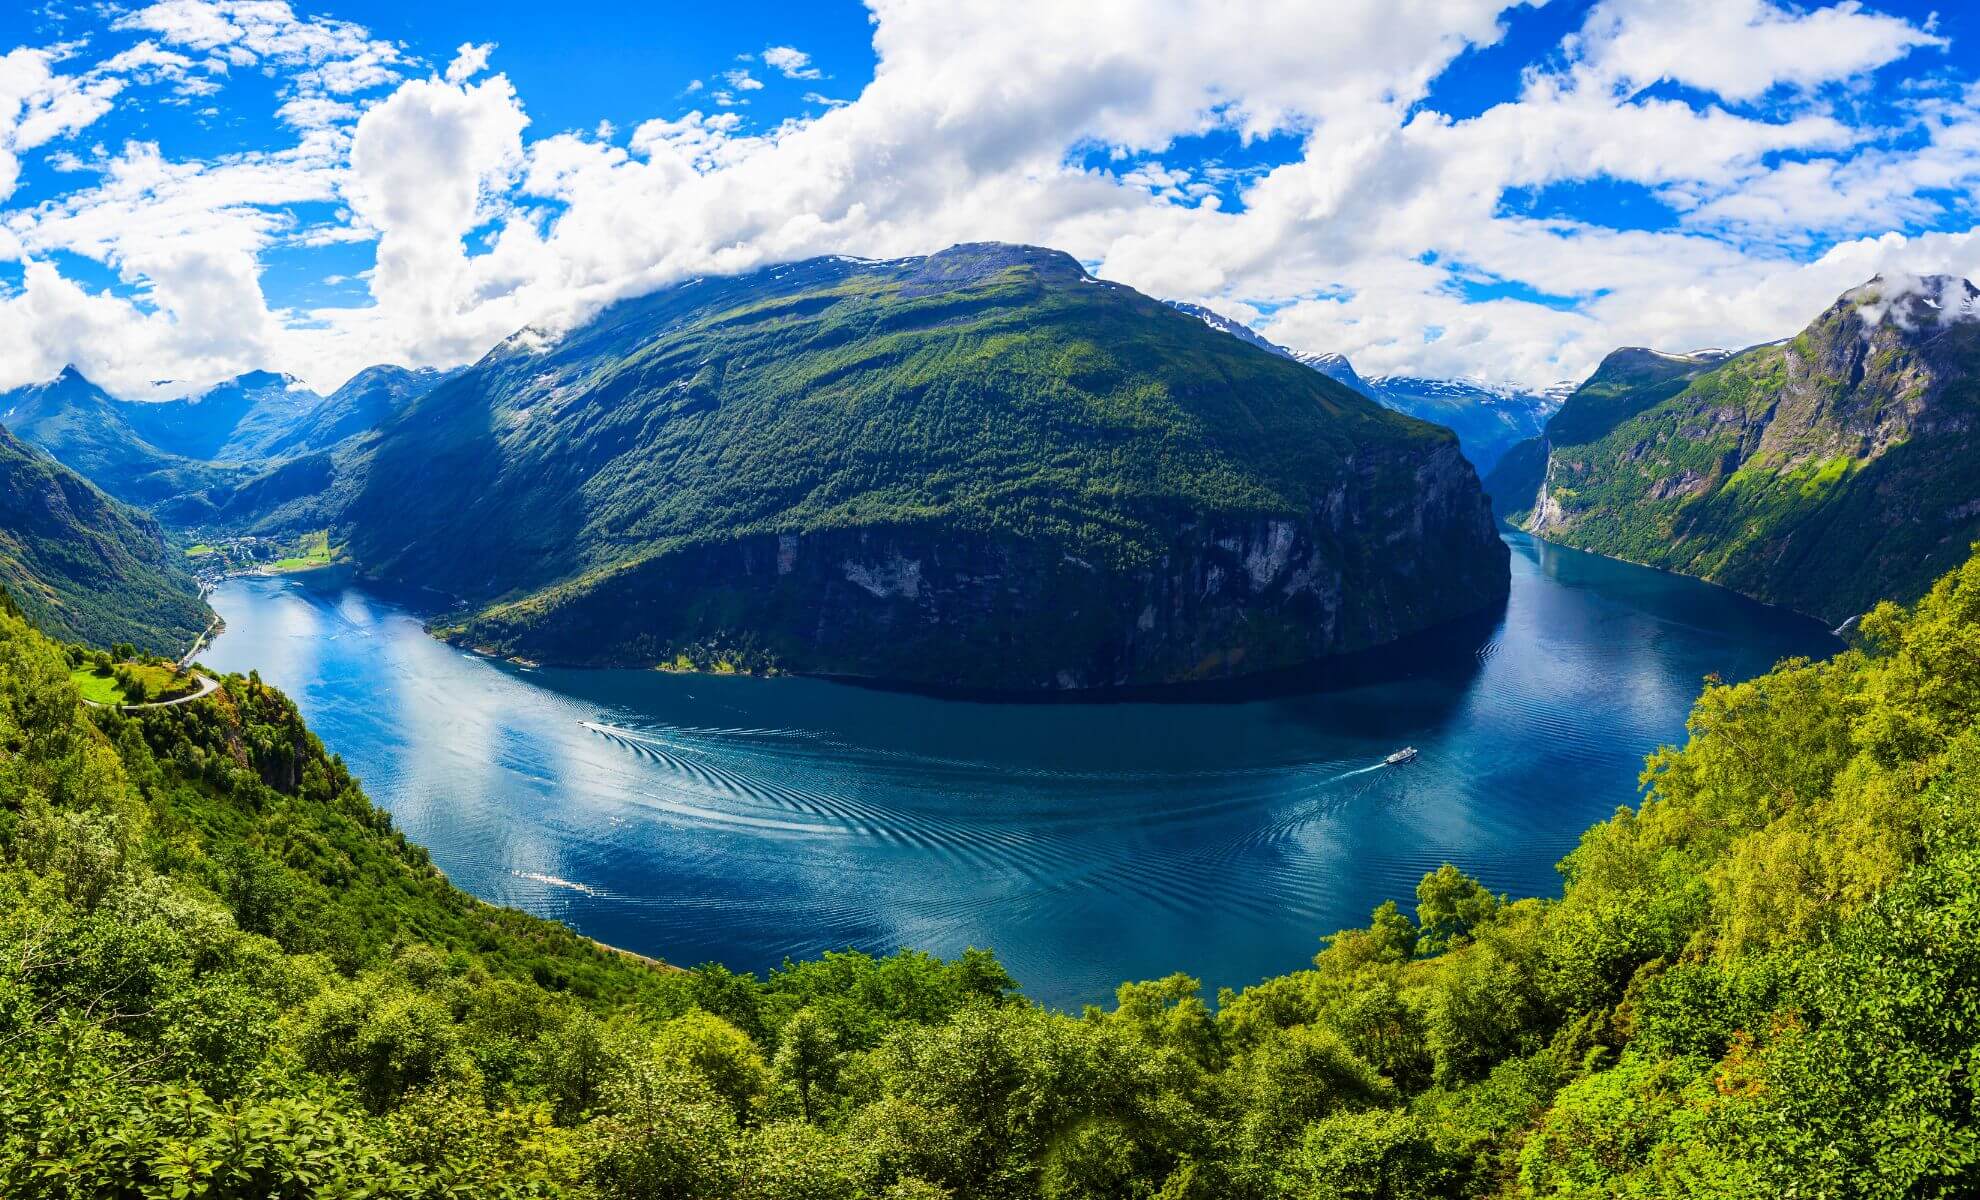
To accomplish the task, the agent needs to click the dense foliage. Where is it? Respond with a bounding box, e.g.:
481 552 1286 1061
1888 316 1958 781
0 424 210 656
5 537 1980 1193
1493 279 1980 622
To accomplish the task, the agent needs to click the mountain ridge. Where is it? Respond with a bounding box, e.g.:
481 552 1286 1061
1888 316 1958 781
1165 301 1566 473
1490 274 1980 622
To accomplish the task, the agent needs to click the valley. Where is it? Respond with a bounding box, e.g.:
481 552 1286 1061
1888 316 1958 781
3 0 1977 1191
197 530 1836 1009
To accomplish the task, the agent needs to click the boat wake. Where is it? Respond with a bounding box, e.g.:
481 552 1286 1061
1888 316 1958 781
511 870 604 896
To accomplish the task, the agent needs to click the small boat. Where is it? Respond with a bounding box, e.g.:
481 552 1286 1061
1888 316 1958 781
1384 746 1419 766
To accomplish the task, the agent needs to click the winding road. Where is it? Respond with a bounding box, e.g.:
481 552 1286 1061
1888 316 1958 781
82 672 221 711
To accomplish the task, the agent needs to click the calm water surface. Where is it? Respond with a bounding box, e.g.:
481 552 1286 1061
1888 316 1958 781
202 532 1838 1008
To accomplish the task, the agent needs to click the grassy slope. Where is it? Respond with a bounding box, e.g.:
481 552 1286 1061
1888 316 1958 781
4 539 1980 1193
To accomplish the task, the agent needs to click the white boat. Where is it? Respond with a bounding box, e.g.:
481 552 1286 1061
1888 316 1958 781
1384 746 1419 765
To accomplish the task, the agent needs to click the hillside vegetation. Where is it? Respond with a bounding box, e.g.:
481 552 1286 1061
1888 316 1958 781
0 425 210 655
7 535 1980 1192
228 243 1507 690
1495 277 1980 623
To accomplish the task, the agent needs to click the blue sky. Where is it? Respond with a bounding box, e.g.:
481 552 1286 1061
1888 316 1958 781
0 0 1974 394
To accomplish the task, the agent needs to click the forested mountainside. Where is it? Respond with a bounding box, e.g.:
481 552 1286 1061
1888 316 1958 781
0 425 209 654
1168 302 1562 474
1483 346 1731 519
229 243 1508 691
1490 276 1980 624
6 526 1980 1195
0 366 246 508
257 364 455 459
0 364 452 518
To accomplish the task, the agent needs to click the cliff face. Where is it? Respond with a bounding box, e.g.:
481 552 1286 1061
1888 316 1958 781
1510 276 1980 622
236 242 1509 690
450 440 1505 690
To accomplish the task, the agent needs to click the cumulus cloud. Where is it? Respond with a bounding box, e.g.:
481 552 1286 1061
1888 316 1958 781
0 0 1974 395
762 46 822 80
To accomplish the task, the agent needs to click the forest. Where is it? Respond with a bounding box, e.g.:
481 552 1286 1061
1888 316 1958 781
4 544 1980 1197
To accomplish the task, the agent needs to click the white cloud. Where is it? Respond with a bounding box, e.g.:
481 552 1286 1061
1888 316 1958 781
0 0 1973 397
1570 0 1946 102
763 45 822 80
114 0 409 95
446 42 494 85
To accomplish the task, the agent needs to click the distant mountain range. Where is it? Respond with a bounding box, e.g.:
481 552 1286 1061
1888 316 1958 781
217 243 1509 690
1166 302 1568 473
0 363 454 517
17 250 1979 663
0 360 452 651
1487 275 1980 623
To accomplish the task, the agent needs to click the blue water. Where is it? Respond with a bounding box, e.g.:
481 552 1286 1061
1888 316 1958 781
200 532 1839 1008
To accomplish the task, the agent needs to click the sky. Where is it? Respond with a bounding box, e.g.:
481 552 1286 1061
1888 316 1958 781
0 0 1975 397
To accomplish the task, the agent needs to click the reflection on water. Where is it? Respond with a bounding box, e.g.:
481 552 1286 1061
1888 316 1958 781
201 533 1839 1008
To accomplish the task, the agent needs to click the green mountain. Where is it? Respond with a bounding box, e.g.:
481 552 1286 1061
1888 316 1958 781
115 369 325 462
0 423 210 653
0 366 244 507
241 243 1509 690
1490 276 1980 623
258 363 454 458
1482 346 1729 519
6 517 1980 1194
1167 302 1565 474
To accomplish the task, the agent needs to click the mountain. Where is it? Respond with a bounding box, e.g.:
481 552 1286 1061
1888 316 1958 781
1493 275 1980 623
1166 301 1565 473
0 423 210 652
0 366 243 507
115 369 325 461
258 364 456 458
1358 373 1567 474
1483 345 1731 518
238 243 1509 689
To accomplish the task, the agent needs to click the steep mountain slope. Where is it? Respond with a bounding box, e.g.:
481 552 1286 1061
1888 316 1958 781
0 423 210 652
1167 302 1563 473
259 364 455 458
1504 275 1980 622
0 367 242 506
246 244 1509 689
116 369 325 462
1483 346 1730 519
